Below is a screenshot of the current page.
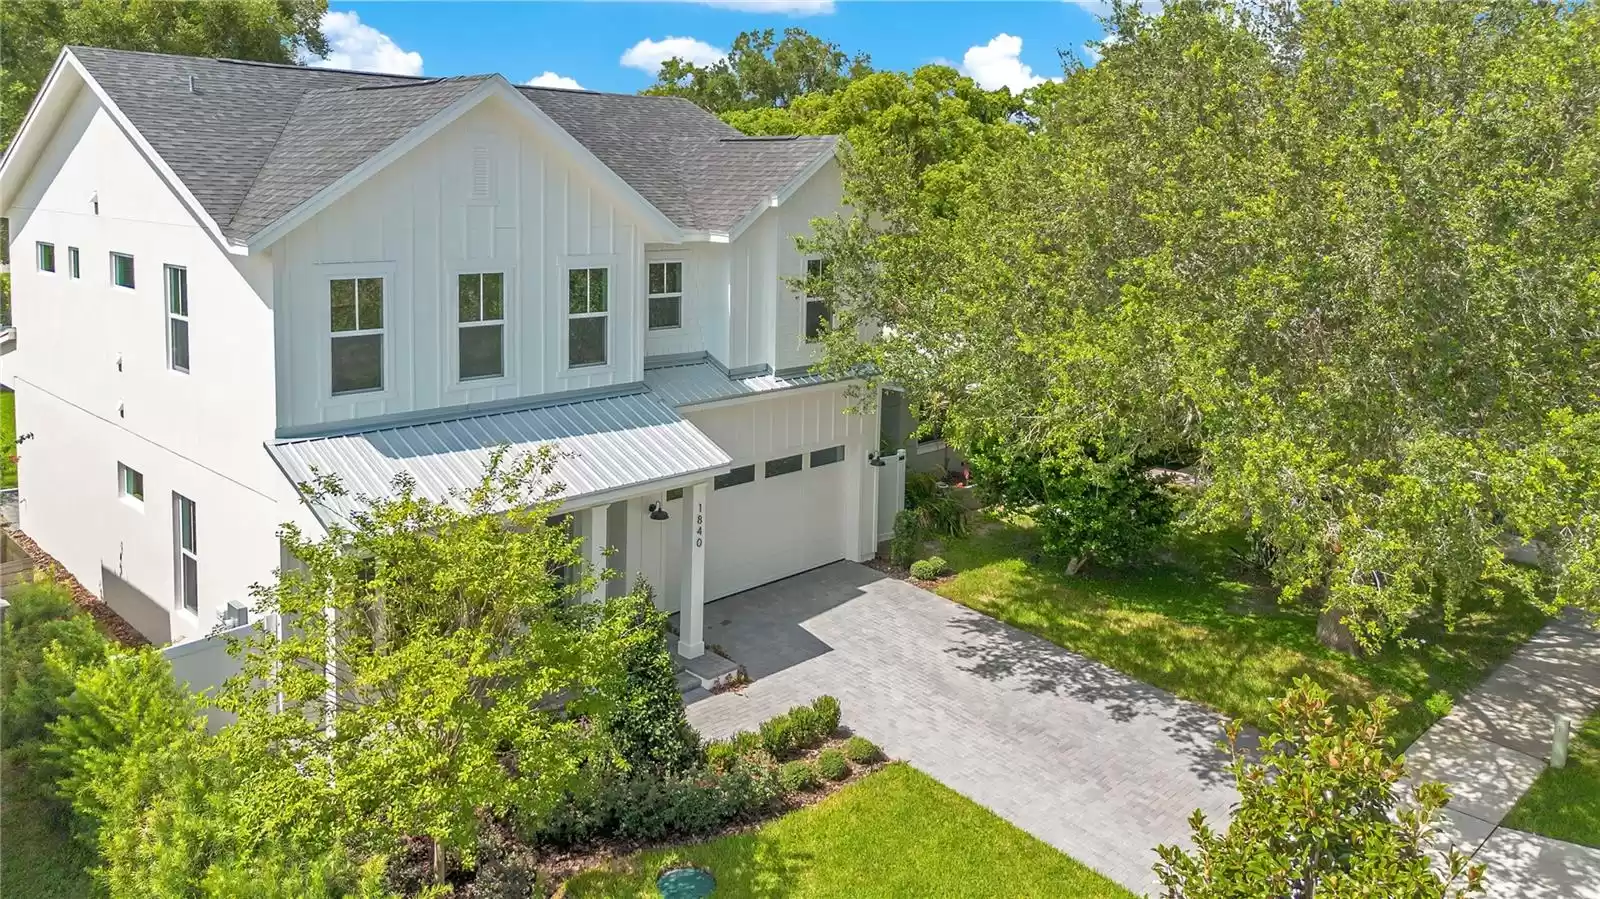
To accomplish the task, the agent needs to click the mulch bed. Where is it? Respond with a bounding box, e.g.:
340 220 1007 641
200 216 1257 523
538 735 889 889
2 523 147 647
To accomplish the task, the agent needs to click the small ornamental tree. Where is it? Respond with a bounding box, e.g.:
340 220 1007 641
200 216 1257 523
1154 678 1485 899
216 447 661 879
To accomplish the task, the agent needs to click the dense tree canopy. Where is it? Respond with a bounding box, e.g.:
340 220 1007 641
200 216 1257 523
645 27 871 114
807 0 1600 646
0 0 328 148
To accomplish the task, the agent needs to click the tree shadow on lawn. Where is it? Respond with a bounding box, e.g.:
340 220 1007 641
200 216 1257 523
934 514 1546 751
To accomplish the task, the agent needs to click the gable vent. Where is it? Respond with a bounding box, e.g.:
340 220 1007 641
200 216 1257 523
470 146 492 201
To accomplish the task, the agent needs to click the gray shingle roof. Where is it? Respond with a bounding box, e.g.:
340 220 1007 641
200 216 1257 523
63 46 838 242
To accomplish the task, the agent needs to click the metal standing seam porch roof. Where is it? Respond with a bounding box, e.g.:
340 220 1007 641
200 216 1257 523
267 392 731 526
643 361 834 408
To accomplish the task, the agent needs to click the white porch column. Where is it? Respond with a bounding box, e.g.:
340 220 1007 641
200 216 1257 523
624 496 646 595
676 481 708 658
585 503 609 604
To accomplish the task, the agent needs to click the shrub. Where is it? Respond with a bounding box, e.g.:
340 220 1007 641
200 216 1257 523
531 759 782 847
842 736 881 764
788 706 827 748
705 740 740 771
816 749 850 781
759 714 797 757
598 595 702 778
967 441 1175 573
908 557 950 580
1424 691 1455 718
905 471 969 537
778 760 818 793
0 579 111 767
729 730 762 756
889 509 923 568
810 695 841 737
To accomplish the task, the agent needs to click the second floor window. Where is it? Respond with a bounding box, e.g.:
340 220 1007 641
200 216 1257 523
457 272 505 380
804 257 831 342
68 247 81 279
111 252 135 288
166 265 189 372
330 276 383 395
647 261 682 330
37 241 55 272
567 267 608 368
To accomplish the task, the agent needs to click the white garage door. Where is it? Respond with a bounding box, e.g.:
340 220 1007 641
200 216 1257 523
705 444 847 600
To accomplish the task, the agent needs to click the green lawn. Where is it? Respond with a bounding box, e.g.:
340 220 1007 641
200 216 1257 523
0 761 98 899
1 387 15 489
933 513 1547 748
1503 711 1600 848
565 763 1135 898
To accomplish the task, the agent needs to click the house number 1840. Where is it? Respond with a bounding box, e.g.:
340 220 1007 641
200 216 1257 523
695 503 704 548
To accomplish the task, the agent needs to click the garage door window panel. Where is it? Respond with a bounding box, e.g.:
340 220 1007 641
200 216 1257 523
714 465 756 490
765 454 802 478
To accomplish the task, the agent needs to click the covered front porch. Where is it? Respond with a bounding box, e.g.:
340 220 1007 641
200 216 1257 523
267 389 732 659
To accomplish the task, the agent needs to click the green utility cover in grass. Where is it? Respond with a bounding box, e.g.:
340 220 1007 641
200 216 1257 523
657 866 716 898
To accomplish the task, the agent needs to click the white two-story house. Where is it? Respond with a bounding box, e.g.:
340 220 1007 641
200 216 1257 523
0 46 885 659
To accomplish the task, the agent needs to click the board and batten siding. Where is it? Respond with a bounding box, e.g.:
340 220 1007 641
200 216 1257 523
270 96 659 432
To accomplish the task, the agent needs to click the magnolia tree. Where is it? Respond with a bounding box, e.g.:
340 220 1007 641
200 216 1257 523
217 448 661 877
807 0 1600 649
1154 679 1484 898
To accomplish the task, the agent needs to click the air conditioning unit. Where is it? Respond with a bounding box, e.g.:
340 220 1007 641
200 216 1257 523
221 600 250 628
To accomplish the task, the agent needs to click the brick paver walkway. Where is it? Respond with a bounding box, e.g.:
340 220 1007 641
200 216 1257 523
1406 609 1600 899
684 561 1240 895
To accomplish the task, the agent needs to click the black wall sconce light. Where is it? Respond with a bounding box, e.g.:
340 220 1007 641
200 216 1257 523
648 502 670 521
867 451 886 467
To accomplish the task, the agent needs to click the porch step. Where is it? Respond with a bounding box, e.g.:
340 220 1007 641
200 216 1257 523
675 669 701 695
671 646 743 693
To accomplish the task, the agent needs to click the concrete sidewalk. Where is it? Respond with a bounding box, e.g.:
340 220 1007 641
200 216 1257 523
1405 609 1600 899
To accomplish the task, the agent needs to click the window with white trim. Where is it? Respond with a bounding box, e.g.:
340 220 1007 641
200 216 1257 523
457 272 505 380
803 257 831 341
173 493 198 614
111 252 135 288
647 261 682 330
68 247 81 279
36 241 55 273
165 265 189 372
567 267 608 367
118 463 144 504
330 276 384 394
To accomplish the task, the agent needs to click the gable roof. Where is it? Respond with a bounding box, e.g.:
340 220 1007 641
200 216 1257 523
39 46 837 246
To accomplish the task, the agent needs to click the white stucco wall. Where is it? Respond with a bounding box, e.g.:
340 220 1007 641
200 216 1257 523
270 95 662 432
4 84 295 643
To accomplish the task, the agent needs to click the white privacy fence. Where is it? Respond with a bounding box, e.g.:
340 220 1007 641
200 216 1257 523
162 615 271 731
876 448 907 542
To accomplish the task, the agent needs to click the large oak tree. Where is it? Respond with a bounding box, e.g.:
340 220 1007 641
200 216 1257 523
808 0 1600 648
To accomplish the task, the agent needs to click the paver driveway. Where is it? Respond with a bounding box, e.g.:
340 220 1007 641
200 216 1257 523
683 561 1241 895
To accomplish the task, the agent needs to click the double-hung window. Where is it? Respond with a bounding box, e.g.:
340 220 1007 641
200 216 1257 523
36 241 55 273
647 261 682 330
68 247 81 279
803 257 831 341
165 265 189 372
330 276 384 394
173 493 198 615
567 267 608 368
111 252 135 288
457 272 505 380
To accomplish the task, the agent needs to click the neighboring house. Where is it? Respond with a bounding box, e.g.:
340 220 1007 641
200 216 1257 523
0 46 890 657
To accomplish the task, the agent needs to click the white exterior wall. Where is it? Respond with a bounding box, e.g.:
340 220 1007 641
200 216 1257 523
5 84 293 643
271 96 658 432
775 159 843 373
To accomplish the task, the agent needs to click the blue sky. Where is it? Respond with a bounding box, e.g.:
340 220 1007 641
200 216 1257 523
309 1 1113 94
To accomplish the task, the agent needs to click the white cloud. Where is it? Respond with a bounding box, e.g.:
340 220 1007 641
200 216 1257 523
1080 42 1102 65
682 0 834 14
306 10 423 76
526 71 584 90
961 33 1057 93
620 36 728 74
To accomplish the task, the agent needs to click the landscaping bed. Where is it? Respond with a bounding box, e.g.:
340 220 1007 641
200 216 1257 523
561 762 1135 898
1503 710 1600 849
923 511 1546 748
